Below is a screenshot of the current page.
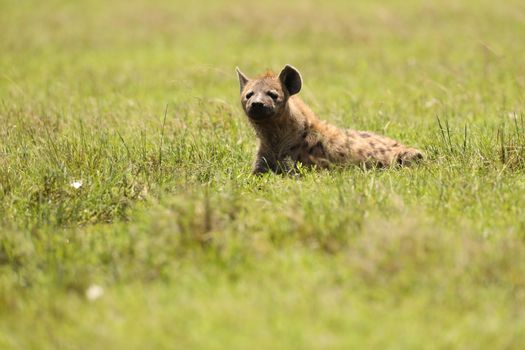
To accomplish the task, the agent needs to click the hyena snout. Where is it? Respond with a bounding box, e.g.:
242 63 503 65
247 99 275 120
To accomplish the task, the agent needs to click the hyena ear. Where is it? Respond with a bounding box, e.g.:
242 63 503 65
236 67 249 93
278 64 302 95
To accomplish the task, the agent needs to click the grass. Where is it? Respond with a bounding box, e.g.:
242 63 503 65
1 0 525 348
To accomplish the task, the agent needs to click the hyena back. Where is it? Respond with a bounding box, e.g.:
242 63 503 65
236 64 423 174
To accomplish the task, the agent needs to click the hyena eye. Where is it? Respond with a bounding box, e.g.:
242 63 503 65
245 91 254 99
267 91 278 100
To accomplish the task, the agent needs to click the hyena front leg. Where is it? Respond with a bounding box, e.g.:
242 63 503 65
252 149 277 175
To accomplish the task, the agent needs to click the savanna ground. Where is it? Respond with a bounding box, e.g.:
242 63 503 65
1 0 525 348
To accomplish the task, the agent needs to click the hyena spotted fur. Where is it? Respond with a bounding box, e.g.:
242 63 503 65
236 64 423 174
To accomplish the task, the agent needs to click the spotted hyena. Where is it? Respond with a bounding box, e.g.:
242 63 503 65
236 64 423 174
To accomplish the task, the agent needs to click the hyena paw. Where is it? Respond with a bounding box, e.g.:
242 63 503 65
396 148 424 166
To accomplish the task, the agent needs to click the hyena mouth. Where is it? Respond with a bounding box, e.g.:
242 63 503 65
247 106 274 120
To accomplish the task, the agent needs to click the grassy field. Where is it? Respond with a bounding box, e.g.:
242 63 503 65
1 0 525 348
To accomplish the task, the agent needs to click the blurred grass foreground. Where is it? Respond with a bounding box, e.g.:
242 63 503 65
1 0 525 349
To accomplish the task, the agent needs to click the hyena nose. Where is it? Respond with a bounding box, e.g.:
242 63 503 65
251 101 264 109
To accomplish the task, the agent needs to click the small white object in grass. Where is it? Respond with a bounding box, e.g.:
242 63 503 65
70 180 83 189
85 284 104 301
425 98 439 108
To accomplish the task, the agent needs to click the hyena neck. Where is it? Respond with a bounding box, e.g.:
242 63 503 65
251 96 320 147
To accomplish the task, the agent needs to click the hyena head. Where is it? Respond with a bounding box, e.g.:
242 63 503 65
236 64 302 121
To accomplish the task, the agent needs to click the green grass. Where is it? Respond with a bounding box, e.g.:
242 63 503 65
2 0 525 348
